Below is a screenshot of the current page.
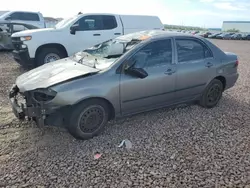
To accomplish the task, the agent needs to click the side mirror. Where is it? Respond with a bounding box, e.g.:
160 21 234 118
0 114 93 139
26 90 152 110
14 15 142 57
125 67 148 79
5 16 11 20
70 24 79 35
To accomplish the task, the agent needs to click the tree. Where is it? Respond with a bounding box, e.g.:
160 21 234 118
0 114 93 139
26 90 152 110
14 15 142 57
226 28 240 33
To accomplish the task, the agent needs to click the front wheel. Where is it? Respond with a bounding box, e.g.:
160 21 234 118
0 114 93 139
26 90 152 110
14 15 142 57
199 79 223 108
67 99 110 140
36 47 66 67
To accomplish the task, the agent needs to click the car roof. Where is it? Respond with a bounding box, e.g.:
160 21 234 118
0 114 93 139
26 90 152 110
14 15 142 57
116 30 201 42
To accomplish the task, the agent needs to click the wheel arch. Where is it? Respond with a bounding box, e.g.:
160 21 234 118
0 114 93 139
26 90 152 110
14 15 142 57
72 97 116 121
214 76 226 90
35 43 68 60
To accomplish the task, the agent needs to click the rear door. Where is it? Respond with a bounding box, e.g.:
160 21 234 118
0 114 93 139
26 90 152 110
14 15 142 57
174 37 216 102
70 15 122 54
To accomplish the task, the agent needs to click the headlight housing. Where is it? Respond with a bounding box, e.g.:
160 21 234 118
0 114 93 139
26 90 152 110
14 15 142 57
20 36 32 41
32 88 57 103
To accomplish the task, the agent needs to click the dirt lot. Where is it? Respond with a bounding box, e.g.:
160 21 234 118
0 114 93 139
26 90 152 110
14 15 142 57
0 39 250 188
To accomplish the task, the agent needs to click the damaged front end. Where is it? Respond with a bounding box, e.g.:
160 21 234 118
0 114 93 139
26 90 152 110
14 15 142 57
9 85 65 127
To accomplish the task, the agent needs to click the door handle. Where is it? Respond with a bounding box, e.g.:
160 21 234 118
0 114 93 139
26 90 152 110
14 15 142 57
205 62 213 68
93 34 101 36
164 69 176 75
114 33 121 35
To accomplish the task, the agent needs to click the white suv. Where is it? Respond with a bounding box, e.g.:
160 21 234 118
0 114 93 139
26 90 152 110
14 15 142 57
0 11 45 28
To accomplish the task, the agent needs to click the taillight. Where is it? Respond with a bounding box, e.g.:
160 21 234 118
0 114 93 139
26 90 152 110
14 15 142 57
235 60 239 67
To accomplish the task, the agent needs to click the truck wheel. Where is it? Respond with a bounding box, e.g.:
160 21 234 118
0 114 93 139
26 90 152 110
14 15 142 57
67 99 110 140
36 48 66 67
199 79 223 108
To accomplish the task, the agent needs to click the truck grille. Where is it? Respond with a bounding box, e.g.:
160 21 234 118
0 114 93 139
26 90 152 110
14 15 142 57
11 37 23 50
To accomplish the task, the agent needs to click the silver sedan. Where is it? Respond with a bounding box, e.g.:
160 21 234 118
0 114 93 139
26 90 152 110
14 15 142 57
9 30 239 140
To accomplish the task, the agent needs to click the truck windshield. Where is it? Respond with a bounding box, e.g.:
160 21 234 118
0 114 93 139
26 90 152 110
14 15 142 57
55 17 76 29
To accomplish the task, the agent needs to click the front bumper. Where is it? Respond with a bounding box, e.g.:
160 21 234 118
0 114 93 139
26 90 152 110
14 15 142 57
11 37 35 68
12 49 35 69
9 85 66 127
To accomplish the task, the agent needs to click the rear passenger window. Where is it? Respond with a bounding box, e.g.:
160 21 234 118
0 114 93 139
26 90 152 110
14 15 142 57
176 39 213 63
22 13 40 21
131 39 172 68
102 15 117 29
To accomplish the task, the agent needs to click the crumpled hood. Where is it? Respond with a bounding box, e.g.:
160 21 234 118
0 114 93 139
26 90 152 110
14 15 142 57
11 28 56 37
16 58 99 92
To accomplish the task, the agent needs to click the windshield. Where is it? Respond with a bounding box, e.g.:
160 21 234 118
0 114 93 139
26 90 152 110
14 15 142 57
72 38 143 69
54 16 77 29
84 39 140 58
71 30 165 69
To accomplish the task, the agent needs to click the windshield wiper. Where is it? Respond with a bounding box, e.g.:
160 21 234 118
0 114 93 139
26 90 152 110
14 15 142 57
77 52 90 63
77 53 98 69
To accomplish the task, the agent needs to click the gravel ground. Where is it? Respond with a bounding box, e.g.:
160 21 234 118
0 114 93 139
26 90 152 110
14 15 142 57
0 39 250 188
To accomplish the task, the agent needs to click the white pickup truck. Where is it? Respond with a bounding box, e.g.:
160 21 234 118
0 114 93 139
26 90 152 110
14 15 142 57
11 13 164 68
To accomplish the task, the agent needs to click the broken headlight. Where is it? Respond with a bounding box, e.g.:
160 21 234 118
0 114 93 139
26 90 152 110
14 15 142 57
33 88 57 103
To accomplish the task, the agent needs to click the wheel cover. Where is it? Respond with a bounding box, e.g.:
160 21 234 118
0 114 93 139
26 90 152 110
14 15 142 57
207 84 221 104
44 53 60 64
78 105 105 133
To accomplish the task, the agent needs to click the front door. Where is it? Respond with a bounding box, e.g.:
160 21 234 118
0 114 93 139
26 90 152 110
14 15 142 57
120 38 176 115
174 38 217 102
71 15 122 55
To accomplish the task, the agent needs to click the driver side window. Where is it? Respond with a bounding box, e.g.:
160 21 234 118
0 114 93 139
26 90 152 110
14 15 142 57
76 15 103 31
129 39 172 69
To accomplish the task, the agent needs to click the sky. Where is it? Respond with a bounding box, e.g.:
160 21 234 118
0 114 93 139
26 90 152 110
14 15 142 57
1 0 250 28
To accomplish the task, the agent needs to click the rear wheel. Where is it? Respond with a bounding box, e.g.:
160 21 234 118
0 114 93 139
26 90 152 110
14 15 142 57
199 79 223 108
67 99 110 140
36 47 66 67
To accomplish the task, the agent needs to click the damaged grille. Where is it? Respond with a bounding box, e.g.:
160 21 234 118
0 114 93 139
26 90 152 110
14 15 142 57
11 37 23 50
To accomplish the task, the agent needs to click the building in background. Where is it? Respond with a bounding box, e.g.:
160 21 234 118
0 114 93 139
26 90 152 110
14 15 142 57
222 21 250 32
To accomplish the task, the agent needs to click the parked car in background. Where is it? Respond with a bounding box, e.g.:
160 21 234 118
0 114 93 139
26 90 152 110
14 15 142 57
9 30 239 140
216 33 234 40
0 21 38 50
0 11 45 28
192 31 199 35
208 33 222 39
242 33 250 40
231 33 243 40
200 32 212 38
11 13 164 68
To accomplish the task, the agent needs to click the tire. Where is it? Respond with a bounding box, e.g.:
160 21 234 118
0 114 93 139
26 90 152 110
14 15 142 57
199 79 223 108
36 47 66 67
67 99 110 140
